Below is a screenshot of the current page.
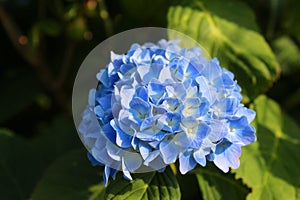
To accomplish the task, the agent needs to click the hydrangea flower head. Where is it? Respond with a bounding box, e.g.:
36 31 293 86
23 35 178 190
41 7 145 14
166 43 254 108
78 39 256 185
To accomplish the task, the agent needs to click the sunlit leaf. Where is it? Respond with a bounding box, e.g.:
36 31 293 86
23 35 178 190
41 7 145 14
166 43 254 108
168 0 280 102
194 163 249 200
105 167 180 200
235 95 300 199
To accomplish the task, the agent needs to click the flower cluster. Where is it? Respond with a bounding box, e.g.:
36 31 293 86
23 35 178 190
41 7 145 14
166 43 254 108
78 39 256 185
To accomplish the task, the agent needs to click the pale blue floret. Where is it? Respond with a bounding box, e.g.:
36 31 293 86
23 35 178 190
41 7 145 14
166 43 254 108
78 39 257 185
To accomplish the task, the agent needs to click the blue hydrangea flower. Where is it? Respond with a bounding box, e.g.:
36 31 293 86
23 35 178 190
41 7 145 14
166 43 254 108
78 39 256 185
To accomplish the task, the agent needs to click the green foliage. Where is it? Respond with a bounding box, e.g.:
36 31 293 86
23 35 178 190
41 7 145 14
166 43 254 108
32 116 82 167
168 0 280 102
30 149 105 200
272 36 300 75
0 130 43 200
194 163 249 200
105 167 180 200
0 117 83 200
235 95 300 199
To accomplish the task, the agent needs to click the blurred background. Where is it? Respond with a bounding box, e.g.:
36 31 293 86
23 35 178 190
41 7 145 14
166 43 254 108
0 0 300 199
0 0 171 139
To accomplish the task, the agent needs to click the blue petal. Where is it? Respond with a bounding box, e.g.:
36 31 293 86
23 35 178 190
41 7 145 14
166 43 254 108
106 142 122 162
158 67 173 83
221 73 235 88
169 57 185 81
120 63 135 74
148 80 165 104
235 125 256 145
215 139 232 155
135 86 148 102
148 140 160 148
120 85 135 109
173 131 191 150
123 170 132 181
179 151 197 174
122 157 133 181
227 117 256 145
131 134 139 150
224 97 239 114
160 112 181 132
88 89 96 106
129 97 150 122
137 64 152 83
193 149 207 167
94 105 105 120
150 62 164 79
102 123 116 144
110 168 118 180
123 152 142 172
189 123 210 148
111 120 132 148
202 59 222 82
91 147 112 167
159 139 179 164
144 150 160 165
95 94 112 111
139 142 151 160
185 63 199 80
103 166 111 186
207 120 227 143
235 107 256 123
165 83 186 99
213 143 241 172
96 69 109 87
196 76 216 103
161 98 181 112
87 152 102 166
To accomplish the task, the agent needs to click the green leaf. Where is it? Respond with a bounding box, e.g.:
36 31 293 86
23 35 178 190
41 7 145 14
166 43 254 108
272 36 300 75
234 95 300 199
194 163 250 200
32 116 82 168
31 149 105 200
0 130 43 200
167 0 280 102
105 167 180 200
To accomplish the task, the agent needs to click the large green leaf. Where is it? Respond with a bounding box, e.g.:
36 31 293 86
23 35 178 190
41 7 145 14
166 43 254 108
235 95 300 199
105 167 180 200
0 129 43 200
194 163 249 200
32 116 82 167
30 149 105 200
167 0 280 102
